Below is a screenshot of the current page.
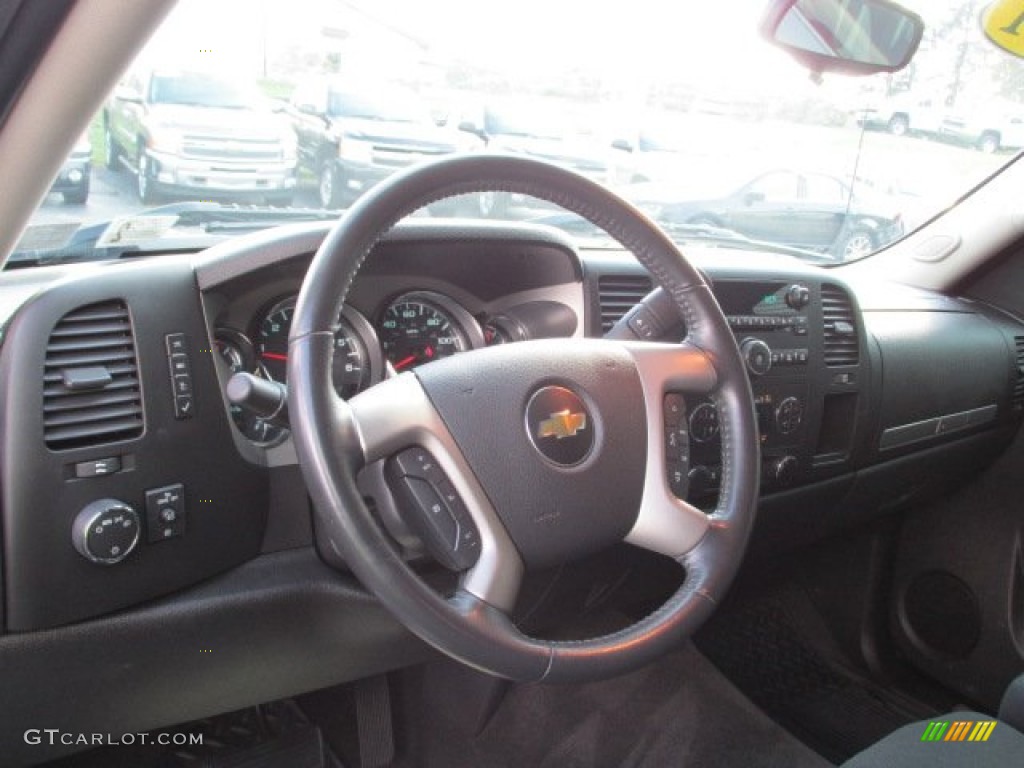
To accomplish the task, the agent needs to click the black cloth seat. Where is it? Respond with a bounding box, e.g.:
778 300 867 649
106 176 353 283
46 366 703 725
843 712 1024 767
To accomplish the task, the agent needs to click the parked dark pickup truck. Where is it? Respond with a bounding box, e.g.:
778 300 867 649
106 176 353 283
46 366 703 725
103 69 298 204
289 81 470 208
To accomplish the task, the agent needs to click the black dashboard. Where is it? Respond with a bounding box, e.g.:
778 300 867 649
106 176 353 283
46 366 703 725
1 220 1022 630
0 219 1022 758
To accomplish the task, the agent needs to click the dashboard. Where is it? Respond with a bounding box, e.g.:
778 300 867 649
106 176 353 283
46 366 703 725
0 219 1023 759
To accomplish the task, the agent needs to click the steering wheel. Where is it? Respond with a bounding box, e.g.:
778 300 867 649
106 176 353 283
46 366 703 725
288 154 759 682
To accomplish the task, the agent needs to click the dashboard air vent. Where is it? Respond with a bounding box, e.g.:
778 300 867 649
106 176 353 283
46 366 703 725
43 300 144 450
1013 335 1024 412
821 284 859 366
598 274 652 332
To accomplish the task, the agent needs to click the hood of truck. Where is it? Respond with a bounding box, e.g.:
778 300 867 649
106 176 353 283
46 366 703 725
331 117 460 151
487 135 609 172
149 104 290 141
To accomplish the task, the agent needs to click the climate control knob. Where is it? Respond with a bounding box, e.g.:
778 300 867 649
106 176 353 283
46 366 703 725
72 499 140 565
775 396 804 434
767 455 799 487
740 337 772 376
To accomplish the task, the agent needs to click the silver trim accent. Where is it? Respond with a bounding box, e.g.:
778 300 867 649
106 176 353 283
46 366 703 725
879 404 998 450
71 499 140 565
346 374 523 612
622 342 716 557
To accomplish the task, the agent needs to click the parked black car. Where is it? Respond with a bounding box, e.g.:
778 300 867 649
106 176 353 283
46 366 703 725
626 169 903 260
289 82 467 209
49 134 91 205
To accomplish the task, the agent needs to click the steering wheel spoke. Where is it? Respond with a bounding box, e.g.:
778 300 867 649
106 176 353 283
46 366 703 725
346 373 524 612
614 341 716 556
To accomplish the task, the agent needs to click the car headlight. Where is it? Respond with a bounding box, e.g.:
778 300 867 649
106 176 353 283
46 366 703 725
147 126 182 155
338 137 374 164
281 132 298 164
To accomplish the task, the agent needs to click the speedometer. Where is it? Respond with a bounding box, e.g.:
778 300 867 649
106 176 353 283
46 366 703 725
378 292 474 371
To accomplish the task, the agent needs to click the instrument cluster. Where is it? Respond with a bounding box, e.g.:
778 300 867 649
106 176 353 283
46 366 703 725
214 290 526 445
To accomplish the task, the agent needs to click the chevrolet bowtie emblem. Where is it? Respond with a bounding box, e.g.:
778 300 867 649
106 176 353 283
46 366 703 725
537 409 587 440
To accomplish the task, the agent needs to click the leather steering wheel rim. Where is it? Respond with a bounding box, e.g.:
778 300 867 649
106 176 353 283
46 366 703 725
288 153 759 682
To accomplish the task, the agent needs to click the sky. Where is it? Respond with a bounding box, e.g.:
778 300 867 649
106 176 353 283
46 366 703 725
138 0 842 100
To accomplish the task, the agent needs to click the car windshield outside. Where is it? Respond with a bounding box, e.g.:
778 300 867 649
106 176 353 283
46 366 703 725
12 0 1023 268
149 73 260 109
327 90 430 123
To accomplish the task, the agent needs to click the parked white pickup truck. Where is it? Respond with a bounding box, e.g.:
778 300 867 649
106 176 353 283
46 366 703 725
859 97 1024 153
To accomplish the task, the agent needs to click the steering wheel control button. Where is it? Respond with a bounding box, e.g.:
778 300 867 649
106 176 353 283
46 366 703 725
74 455 122 478
72 499 140 565
667 461 690 499
626 306 657 339
661 392 691 498
663 393 686 427
525 386 594 467
387 448 481 571
392 446 445 485
145 483 186 543
166 332 194 420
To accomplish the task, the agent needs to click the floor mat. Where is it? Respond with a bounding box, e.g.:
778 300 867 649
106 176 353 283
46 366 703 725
397 641 831 768
41 700 344 768
695 590 935 764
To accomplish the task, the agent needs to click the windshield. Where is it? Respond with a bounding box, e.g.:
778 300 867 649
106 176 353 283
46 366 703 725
328 90 431 123
150 73 260 109
16 0 1022 267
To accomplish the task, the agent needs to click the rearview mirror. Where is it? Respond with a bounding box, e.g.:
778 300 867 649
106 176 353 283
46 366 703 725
761 0 924 77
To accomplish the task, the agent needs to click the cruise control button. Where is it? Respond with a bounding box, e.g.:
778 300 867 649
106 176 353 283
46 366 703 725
663 393 686 427
665 426 689 460
667 460 690 499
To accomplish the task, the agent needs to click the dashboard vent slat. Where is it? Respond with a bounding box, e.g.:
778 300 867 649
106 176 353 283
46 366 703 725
598 274 652 332
43 301 144 450
1013 335 1024 412
821 284 859 367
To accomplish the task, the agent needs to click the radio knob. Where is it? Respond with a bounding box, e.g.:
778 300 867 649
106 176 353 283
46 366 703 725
767 455 799 487
785 284 811 310
72 499 140 565
740 337 772 376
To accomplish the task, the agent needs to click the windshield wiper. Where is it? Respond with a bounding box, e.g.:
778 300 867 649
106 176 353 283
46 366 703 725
662 223 833 263
528 211 832 264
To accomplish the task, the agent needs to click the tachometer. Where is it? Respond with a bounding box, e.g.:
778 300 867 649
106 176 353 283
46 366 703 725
378 292 476 371
257 298 378 399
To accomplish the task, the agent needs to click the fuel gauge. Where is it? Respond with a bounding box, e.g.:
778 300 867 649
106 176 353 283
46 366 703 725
214 328 287 447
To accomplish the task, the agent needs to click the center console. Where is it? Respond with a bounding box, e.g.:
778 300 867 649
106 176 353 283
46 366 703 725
678 277 864 500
